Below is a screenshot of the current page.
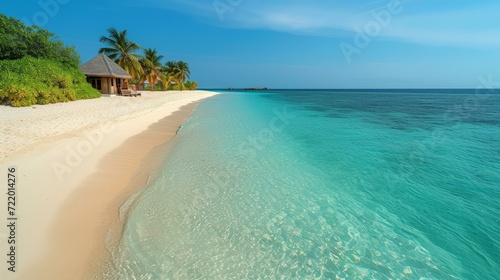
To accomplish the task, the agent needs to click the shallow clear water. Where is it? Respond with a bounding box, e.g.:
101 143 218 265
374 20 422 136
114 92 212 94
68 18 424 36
103 90 500 279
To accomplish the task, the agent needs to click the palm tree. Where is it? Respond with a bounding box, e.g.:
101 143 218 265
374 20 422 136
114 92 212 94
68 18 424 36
161 61 191 91
183 80 199 90
176 61 190 91
140 48 165 91
162 60 177 77
190 81 199 90
99 28 143 78
160 61 178 90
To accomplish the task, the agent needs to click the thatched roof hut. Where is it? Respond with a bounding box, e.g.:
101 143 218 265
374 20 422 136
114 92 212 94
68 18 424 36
80 54 132 95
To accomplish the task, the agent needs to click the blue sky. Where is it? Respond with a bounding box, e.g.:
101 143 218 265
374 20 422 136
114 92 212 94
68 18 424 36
2 0 500 88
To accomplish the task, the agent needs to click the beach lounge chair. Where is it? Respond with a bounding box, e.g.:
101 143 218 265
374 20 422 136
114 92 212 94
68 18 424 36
121 89 133 96
120 88 141 97
131 88 142 96
129 85 142 96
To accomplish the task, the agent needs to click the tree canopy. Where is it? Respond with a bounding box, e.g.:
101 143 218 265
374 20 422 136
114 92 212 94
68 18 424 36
161 61 192 91
99 28 144 79
0 13 80 68
140 48 166 91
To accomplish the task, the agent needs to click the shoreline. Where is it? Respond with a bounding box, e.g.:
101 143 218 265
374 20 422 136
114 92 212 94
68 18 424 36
31 103 200 279
0 91 217 279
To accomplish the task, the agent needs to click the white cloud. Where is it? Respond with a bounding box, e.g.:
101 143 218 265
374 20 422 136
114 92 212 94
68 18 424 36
381 3 500 48
140 0 500 48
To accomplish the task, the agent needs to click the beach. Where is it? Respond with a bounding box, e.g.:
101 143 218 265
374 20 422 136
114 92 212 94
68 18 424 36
2 1 498 278
0 91 216 279
1 89 498 279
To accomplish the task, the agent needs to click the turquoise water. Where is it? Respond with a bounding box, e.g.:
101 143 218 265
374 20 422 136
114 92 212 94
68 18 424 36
103 90 500 279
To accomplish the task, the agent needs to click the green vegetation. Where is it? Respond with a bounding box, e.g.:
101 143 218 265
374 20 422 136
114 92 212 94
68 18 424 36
183 80 199 91
161 61 192 91
146 80 199 91
0 14 79 69
0 13 100 107
0 57 100 107
99 27 199 91
140 48 167 91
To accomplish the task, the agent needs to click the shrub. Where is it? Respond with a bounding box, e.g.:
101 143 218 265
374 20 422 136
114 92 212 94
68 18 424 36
167 84 181 91
0 56 100 107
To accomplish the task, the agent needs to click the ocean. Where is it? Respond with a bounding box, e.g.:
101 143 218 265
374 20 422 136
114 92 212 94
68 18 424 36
101 89 500 279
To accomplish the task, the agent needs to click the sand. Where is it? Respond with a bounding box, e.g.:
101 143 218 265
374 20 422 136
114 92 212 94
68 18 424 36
0 91 217 279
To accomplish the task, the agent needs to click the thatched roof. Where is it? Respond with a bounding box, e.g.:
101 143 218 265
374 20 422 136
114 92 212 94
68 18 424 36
80 54 132 79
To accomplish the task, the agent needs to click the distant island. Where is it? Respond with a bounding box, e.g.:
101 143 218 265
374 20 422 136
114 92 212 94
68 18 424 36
227 87 268 91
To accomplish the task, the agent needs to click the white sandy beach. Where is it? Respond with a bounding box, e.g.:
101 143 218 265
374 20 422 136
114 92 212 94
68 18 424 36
0 91 217 279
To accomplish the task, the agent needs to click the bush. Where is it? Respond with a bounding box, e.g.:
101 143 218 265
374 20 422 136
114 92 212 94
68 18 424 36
167 84 181 91
0 57 100 107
